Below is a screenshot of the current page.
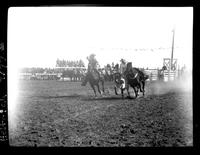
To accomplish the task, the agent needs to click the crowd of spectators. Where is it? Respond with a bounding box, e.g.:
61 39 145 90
56 59 85 68
20 59 86 74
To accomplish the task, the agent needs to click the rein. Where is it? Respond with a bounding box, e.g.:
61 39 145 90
127 72 138 80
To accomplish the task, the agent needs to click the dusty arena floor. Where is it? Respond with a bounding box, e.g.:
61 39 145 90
9 79 192 147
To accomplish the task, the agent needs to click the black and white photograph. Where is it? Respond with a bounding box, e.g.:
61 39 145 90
7 7 192 147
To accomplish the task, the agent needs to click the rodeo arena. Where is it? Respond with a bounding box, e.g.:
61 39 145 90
9 31 192 147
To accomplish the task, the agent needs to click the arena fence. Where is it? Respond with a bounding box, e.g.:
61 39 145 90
19 68 183 82
144 69 181 82
163 70 179 82
19 73 62 80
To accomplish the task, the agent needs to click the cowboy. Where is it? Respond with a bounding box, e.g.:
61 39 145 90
125 62 135 78
119 58 127 76
114 63 119 73
86 53 100 75
111 62 115 71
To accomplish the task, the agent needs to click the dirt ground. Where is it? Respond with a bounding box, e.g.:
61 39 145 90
9 79 193 147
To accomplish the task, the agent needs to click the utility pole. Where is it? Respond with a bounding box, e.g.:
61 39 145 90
171 28 175 70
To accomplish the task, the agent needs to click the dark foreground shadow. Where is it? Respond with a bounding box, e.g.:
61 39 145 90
37 94 83 99
82 95 135 101
36 94 136 100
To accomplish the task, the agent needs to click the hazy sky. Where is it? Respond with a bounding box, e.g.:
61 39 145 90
8 7 193 69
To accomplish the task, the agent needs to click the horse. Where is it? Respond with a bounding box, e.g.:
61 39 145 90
104 68 112 81
113 72 129 99
81 70 105 97
124 70 141 98
104 65 114 82
132 67 149 96
124 63 149 98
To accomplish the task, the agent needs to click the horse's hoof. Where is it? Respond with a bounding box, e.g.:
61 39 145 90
134 96 138 99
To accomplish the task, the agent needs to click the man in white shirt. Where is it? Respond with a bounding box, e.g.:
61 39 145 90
119 59 127 76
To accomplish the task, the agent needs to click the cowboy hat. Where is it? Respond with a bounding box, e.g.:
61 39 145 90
89 53 96 57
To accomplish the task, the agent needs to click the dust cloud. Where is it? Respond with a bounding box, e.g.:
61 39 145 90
148 71 192 95
146 71 193 146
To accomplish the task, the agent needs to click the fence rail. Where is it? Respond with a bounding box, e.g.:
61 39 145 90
145 69 181 82
19 68 184 82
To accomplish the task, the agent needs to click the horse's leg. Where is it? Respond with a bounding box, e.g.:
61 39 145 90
121 88 124 99
101 80 105 93
137 78 142 92
136 87 138 98
90 83 97 97
136 88 139 97
126 84 131 98
136 87 139 97
114 86 118 95
133 87 138 99
97 84 102 95
142 81 145 96
138 81 144 95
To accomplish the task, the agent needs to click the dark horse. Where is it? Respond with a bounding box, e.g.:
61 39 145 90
81 70 105 97
124 63 149 98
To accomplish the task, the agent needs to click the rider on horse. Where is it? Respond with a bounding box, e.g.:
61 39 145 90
113 63 119 73
87 53 100 77
119 58 127 77
125 62 148 88
125 62 138 78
